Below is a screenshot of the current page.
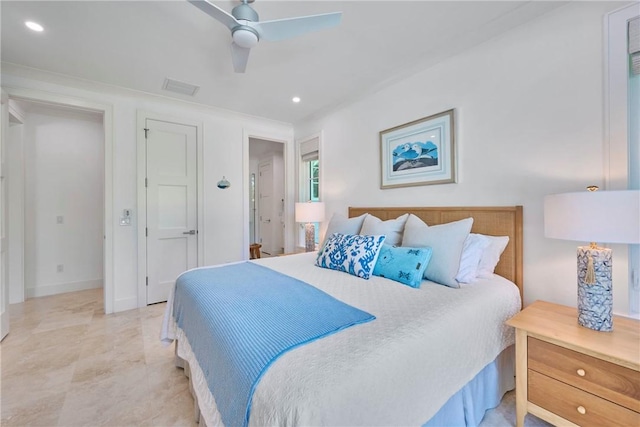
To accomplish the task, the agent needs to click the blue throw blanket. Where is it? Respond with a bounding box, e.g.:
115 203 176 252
173 262 375 427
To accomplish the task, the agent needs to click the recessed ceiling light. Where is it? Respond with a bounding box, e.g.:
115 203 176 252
292 96 301 103
430 135 436 138
25 21 44 32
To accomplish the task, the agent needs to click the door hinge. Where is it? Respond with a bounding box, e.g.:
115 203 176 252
146 277 148 286
145 178 148 187
144 128 149 139
146 227 148 237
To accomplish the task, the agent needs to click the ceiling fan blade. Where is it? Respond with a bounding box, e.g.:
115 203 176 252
188 0 239 30
252 12 342 42
231 42 251 73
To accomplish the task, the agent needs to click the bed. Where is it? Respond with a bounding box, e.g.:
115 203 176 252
161 206 524 427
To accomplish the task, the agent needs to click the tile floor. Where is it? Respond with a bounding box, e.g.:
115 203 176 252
1 289 195 427
0 289 550 427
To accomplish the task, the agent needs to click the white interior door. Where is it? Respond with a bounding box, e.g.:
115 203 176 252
0 89 10 340
258 160 273 255
145 119 197 304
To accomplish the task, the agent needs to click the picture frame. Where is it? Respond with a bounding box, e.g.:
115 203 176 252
380 109 456 189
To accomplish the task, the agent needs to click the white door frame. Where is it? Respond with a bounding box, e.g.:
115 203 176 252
243 128 294 257
1 89 9 339
136 110 203 307
7 99 25 305
3 87 115 314
604 3 640 317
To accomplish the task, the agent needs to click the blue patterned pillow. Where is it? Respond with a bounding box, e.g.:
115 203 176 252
373 244 433 288
316 233 386 279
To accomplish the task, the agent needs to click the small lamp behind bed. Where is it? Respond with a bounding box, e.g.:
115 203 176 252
544 187 640 331
295 201 325 252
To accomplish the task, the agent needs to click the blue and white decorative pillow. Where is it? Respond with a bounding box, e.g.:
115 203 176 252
373 244 433 288
316 233 386 279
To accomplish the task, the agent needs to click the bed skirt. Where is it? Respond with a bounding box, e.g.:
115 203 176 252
174 325 514 427
423 344 515 426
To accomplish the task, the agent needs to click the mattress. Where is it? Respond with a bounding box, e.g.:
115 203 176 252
161 252 521 426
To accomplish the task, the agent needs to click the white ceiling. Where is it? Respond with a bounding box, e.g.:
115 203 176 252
1 1 567 124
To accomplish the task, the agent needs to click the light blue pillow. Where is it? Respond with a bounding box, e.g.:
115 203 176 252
373 244 433 288
316 233 386 279
402 215 473 288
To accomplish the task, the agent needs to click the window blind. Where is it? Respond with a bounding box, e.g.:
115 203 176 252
630 16 640 75
300 137 319 162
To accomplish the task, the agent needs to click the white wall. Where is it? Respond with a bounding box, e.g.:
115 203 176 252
295 1 634 315
1 68 293 311
23 105 104 297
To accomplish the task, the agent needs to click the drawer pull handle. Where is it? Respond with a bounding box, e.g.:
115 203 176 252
577 368 586 377
577 406 587 415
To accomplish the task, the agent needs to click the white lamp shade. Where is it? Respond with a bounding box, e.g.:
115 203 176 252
295 202 325 223
544 190 640 244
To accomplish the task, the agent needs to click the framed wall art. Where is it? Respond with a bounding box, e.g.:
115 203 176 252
380 109 456 189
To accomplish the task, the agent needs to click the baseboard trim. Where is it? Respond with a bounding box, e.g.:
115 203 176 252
113 296 138 313
26 279 103 298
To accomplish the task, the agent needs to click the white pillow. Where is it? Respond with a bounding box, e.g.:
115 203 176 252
476 235 509 278
401 215 473 288
360 213 409 247
456 233 491 284
322 213 367 246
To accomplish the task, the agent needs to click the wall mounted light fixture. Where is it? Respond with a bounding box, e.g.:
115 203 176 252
217 176 231 189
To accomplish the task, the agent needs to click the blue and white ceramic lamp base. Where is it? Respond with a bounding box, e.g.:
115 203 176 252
577 246 612 332
304 223 316 252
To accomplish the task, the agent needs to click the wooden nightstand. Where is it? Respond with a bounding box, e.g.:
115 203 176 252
506 300 640 427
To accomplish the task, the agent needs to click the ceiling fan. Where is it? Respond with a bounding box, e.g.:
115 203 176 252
189 0 342 73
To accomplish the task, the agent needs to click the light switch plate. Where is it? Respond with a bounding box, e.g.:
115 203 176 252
120 209 132 226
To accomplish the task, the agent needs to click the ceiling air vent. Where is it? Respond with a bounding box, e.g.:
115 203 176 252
162 78 200 96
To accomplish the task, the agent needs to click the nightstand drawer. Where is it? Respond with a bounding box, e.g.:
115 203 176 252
529 369 640 427
528 337 640 412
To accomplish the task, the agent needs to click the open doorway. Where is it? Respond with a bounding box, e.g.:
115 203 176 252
4 94 111 315
249 138 284 257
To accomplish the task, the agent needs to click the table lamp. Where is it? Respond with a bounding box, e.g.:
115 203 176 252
295 201 325 252
544 187 640 331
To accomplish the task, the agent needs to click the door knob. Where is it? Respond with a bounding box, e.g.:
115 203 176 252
183 230 196 235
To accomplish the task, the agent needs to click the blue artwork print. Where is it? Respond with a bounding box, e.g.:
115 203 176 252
392 141 438 172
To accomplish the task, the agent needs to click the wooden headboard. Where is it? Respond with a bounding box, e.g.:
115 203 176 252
349 206 523 303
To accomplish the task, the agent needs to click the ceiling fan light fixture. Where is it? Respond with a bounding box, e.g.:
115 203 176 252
232 27 259 49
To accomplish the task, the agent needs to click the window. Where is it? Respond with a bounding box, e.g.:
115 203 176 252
308 159 319 201
299 137 320 246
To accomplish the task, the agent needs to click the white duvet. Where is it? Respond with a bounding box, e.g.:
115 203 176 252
161 252 521 426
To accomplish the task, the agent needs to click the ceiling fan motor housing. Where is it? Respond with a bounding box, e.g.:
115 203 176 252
232 3 258 22
231 2 260 48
